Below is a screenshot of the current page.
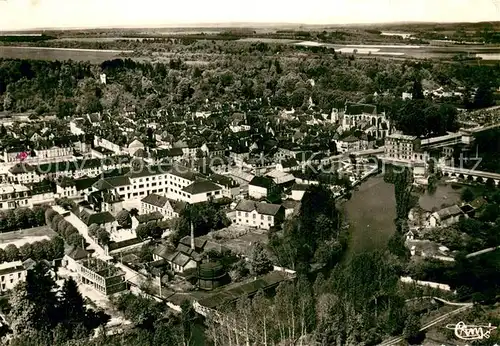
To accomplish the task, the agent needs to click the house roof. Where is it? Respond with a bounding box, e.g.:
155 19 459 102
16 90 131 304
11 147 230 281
234 199 283 216
153 244 173 260
74 176 99 191
209 174 239 188
141 193 168 208
0 260 26 276
433 205 463 220
345 103 377 115
249 176 274 189
279 158 299 169
182 180 222 195
79 210 115 226
169 164 200 181
93 176 130 190
65 246 90 260
9 163 35 174
340 135 360 143
128 139 144 148
179 236 207 250
292 183 309 191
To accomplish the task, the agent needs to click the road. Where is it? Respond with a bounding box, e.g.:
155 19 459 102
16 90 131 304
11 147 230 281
466 246 500 258
378 299 473 346
65 212 149 288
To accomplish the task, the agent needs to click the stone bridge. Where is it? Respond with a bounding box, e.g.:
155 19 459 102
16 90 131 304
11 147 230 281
440 165 500 185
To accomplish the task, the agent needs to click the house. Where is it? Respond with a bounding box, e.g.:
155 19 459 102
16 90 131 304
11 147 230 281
429 205 465 227
291 183 309 201
28 180 56 206
152 244 197 274
181 180 224 204
63 246 90 272
233 199 285 230
78 258 127 295
128 139 145 156
265 170 295 188
281 199 301 218
0 184 31 209
141 193 186 219
336 135 361 153
209 174 240 198
248 176 278 200
0 260 28 292
78 209 117 233
276 158 299 172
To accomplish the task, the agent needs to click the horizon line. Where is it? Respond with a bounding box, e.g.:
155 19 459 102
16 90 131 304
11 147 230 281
2 19 500 32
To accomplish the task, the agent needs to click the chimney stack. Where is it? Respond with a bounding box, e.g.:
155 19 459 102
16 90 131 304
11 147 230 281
190 221 195 250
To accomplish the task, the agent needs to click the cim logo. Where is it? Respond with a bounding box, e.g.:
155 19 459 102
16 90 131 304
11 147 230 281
445 321 498 341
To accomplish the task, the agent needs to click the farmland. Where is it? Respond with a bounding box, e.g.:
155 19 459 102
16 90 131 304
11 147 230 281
0 46 131 63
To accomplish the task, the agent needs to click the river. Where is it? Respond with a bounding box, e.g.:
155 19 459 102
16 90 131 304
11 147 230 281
342 175 397 255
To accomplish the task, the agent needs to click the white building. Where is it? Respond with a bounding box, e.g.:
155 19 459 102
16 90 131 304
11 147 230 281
0 260 27 292
429 205 465 228
0 184 31 209
141 193 186 219
233 199 285 230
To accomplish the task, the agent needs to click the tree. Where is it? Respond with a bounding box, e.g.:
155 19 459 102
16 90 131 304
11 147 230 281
249 242 273 276
5 244 20 262
180 300 197 346
19 243 33 261
0 248 6 263
88 223 100 238
403 313 422 343
116 209 132 229
67 233 85 248
60 277 86 327
44 208 57 225
135 223 149 240
461 187 474 203
97 229 110 246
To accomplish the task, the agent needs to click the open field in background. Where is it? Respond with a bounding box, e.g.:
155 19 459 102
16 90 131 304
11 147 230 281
0 46 130 62
0 226 58 249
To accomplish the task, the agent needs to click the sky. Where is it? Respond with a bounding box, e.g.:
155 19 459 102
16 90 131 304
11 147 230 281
0 0 499 31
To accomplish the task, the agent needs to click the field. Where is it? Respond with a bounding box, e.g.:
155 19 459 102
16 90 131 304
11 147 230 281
342 175 397 255
0 226 58 249
0 46 130 63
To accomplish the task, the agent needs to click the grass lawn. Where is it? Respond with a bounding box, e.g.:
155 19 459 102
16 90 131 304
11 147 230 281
0 226 58 249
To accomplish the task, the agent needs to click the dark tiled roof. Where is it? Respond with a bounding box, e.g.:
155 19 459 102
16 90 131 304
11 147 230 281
79 210 115 226
126 164 171 179
141 193 168 208
65 246 90 260
74 176 99 191
249 176 274 189
0 261 26 276
182 180 222 195
279 158 298 168
209 174 239 188
93 176 130 190
9 163 35 174
169 164 201 181
235 199 283 216
345 103 377 115
292 183 309 191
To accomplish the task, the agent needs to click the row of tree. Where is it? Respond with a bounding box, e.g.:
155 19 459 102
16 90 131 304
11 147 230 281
45 208 86 248
0 237 64 264
0 206 47 233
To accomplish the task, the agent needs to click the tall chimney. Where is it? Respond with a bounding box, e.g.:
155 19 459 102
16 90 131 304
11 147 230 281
190 221 195 250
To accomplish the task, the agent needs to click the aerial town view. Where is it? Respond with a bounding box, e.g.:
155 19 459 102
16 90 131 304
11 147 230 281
0 0 499 345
